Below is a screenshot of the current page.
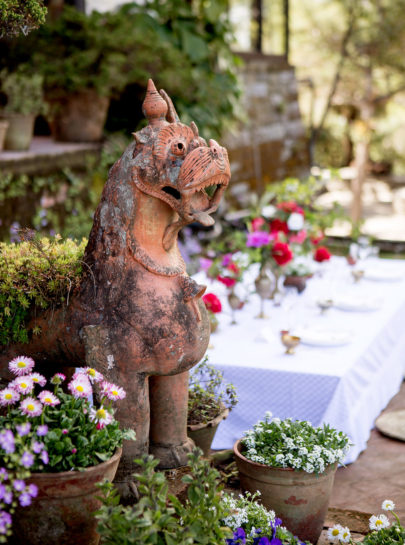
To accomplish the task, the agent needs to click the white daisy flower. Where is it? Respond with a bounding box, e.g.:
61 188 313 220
30 373 47 387
11 375 34 395
340 526 351 543
20 397 43 417
101 381 126 401
382 500 395 511
38 390 60 407
67 377 92 399
0 388 20 406
327 524 343 541
8 356 35 376
89 406 113 428
369 514 390 531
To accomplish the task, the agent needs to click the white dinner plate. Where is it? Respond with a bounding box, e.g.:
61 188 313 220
332 295 381 312
362 269 404 282
293 328 352 347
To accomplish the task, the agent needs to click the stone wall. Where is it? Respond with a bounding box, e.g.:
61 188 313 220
225 52 309 191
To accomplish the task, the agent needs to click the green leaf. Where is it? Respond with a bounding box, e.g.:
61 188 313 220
179 28 209 63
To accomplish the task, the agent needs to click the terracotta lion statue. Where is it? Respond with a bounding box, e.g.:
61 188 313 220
0 80 230 496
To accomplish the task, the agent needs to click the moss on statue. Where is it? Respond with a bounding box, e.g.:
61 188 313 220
0 234 86 346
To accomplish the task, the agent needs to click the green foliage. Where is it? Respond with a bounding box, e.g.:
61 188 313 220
0 0 46 37
4 1 241 139
188 356 238 426
0 235 86 345
0 64 46 115
95 448 232 545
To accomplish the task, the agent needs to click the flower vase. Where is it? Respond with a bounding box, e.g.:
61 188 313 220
254 268 273 319
10 448 122 545
269 269 283 305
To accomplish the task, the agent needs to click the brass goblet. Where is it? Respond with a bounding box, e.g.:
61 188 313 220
280 331 301 355
352 269 365 283
255 271 273 319
228 290 243 325
317 299 333 315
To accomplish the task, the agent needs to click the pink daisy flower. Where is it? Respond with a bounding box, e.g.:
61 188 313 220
101 381 126 401
30 373 47 387
0 388 20 406
11 375 34 395
67 377 92 399
8 356 35 376
20 397 43 417
38 390 60 407
89 406 113 428
50 373 66 385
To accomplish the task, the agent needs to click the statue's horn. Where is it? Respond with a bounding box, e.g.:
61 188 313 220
142 79 168 126
190 121 199 138
159 88 180 123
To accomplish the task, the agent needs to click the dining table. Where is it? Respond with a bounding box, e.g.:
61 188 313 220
194 256 405 464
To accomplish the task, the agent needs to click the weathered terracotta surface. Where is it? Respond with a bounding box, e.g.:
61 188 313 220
10 448 122 545
0 80 230 495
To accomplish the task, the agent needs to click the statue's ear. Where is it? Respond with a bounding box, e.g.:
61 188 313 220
159 88 180 123
132 126 152 145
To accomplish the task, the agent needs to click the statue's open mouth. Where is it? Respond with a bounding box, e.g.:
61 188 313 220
183 173 229 226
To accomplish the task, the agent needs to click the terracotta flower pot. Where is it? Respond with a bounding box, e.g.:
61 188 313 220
283 274 307 293
0 120 9 151
188 406 229 456
233 440 337 544
10 447 122 545
51 89 110 142
3 113 35 151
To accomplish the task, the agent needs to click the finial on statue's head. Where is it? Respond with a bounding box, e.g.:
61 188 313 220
142 79 168 126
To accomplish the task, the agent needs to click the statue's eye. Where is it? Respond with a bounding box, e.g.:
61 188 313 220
171 141 186 156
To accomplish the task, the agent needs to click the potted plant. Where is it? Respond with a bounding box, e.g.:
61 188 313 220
31 6 136 142
222 491 311 545
0 356 135 545
233 412 351 544
0 65 46 150
187 357 238 457
283 261 314 293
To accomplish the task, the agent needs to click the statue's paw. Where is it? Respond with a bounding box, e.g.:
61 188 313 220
150 437 195 469
113 478 140 506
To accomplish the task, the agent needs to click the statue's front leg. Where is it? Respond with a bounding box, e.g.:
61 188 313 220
149 372 194 468
82 325 151 502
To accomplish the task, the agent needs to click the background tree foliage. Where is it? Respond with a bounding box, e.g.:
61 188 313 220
291 0 405 220
0 0 46 37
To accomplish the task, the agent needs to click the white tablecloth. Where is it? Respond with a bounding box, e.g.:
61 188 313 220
196 257 405 464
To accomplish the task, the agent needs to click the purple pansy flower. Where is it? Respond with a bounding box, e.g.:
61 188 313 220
19 492 32 507
3 491 12 504
36 424 48 437
13 479 25 492
16 423 31 436
28 483 38 498
0 430 15 454
40 450 49 464
21 451 34 468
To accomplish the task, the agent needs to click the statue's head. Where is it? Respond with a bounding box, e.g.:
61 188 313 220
128 79 230 227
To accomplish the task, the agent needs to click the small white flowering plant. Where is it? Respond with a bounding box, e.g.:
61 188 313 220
222 491 311 545
0 355 135 542
328 500 404 544
241 412 351 474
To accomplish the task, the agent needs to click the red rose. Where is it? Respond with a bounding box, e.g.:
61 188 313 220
217 275 236 288
314 246 331 262
270 219 289 234
272 241 293 266
202 293 222 313
251 217 266 232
